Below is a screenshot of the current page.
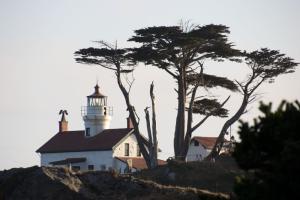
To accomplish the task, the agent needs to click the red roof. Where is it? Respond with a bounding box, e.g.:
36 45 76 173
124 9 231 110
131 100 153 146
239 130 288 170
87 84 106 98
192 136 219 149
116 157 167 170
36 128 133 153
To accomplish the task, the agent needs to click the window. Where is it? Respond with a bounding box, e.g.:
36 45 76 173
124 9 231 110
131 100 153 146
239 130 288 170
88 165 94 171
194 140 199 146
100 164 106 171
72 166 80 171
125 143 129 156
137 144 141 157
85 128 90 137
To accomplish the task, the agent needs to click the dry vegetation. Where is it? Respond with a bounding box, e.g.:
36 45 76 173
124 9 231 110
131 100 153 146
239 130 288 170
134 155 243 194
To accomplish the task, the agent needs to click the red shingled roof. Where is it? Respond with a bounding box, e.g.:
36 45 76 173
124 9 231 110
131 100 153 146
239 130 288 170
192 136 218 149
36 128 133 153
115 157 167 170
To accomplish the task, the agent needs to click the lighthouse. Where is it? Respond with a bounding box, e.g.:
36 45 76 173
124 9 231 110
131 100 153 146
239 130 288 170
81 84 113 137
37 83 166 172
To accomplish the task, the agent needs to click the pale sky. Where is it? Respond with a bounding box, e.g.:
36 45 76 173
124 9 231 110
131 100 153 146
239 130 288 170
0 0 299 170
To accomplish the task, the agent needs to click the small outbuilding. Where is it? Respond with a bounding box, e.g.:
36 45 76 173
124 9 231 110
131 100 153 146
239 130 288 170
186 136 231 162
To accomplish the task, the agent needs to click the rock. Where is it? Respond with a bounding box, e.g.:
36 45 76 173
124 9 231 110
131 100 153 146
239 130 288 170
0 166 229 200
0 166 87 200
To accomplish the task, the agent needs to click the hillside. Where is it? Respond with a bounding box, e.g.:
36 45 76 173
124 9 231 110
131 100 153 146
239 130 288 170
134 155 243 194
0 166 229 200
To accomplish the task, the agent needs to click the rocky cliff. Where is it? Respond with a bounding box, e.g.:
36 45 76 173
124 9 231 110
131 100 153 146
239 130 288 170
0 166 229 200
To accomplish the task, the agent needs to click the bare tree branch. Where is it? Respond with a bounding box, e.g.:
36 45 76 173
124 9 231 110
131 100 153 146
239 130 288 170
144 107 153 158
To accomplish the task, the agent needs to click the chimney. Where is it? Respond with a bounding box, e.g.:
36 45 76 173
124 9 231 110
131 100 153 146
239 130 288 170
59 120 68 132
59 110 68 132
127 117 133 129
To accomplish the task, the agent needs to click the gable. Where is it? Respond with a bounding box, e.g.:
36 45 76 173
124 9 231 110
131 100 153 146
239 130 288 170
113 133 138 157
113 131 136 150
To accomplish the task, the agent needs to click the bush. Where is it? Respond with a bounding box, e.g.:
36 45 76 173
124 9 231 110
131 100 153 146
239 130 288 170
233 100 300 200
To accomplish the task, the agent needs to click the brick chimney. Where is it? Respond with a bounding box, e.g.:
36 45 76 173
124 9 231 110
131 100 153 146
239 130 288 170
127 117 133 129
59 110 68 132
59 120 68 132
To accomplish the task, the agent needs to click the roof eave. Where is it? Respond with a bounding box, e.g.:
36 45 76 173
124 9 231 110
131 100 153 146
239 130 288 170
37 148 113 154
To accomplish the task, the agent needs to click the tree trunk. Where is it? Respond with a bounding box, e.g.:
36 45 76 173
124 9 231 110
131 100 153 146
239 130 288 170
174 71 186 160
144 107 154 167
150 82 158 167
206 93 249 160
182 84 198 160
207 73 265 160
116 65 152 168
144 82 158 168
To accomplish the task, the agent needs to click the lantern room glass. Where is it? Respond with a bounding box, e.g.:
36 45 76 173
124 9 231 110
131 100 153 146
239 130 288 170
87 96 107 107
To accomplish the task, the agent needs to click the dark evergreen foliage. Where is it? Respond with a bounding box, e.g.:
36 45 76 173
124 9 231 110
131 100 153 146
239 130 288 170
187 73 239 92
243 48 298 82
75 44 135 73
192 98 229 117
233 100 300 200
128 25 241 64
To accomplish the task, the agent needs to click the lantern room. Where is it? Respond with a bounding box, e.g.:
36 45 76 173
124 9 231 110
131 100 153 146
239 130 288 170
87 84 107 106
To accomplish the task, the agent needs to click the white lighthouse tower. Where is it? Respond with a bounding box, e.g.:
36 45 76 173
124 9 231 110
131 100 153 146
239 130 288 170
82 84 113 137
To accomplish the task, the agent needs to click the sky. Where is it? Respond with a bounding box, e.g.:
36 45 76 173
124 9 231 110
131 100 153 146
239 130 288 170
0 0 299 170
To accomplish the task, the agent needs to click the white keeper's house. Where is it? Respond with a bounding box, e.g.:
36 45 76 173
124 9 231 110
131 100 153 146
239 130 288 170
36 84 165 173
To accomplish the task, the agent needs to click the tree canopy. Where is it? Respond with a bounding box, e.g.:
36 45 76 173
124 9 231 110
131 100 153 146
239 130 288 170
129 24 241 160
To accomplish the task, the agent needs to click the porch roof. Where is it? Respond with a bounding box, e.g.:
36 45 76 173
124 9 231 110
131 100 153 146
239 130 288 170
50 157 86 165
